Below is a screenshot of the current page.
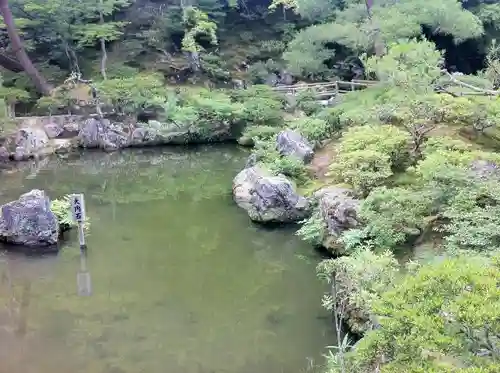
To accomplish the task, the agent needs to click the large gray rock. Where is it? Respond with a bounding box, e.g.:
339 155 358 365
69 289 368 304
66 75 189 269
315 187 361 253
470 159 500 180
44 122 64 139
0 145 9 162
12 127 53 161
0 190 59 247
276 130 314 164
233 165 310 223
78 118 129 151
139 120 234 145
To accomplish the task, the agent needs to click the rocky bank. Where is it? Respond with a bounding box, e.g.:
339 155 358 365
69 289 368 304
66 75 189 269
0 114 238 163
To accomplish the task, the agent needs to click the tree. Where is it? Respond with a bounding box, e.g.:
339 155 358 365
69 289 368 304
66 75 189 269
74 0 130 80
0 0 51 95
318 249 399 372
346 254 500 372
283 0 483 78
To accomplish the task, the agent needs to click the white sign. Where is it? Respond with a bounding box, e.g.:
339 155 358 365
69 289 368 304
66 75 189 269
71 194 86 223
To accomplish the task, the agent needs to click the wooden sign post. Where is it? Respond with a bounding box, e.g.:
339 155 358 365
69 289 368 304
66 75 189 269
71 194 86 249
71 194 91 296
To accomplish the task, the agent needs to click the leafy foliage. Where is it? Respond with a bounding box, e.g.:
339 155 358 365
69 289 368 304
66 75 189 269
346 254 500 372
317 249 399 335
326 125 410 194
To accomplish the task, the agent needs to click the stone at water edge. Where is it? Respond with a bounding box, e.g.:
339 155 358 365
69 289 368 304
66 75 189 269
43 122 64 139
13 126 53 161
314 187 361 254
78 117 129 151
232 165 310 223
0 189 59 247
276 129 314 164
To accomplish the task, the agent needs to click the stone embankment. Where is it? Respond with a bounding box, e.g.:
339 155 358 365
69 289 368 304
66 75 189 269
0 114 237 163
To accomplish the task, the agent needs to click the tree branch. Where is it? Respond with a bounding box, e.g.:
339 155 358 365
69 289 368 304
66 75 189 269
443 70 500 96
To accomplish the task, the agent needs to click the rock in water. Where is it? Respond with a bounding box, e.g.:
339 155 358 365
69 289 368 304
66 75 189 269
78 118 129 151
276 130 314 164
0 190 59 247
13 126 52 161
315 187 361 253
43 122 64 139
232 166 310 223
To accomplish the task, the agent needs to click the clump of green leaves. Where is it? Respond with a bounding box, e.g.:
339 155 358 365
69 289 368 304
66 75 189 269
295 89 322 116
346 254 500 372
289 117 333 144
252 140 310 185
97 73 166 115
317 249 399 335
327 125 410 194
181 7 217 52
296 209 326 246
51 195 90 232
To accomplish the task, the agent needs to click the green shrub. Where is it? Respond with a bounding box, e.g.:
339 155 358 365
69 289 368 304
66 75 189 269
317 249 399 335
252 140 310 185
246 62 270 84
229 85 285 126
296 209 326 246
353 186 436 251
422 135 474 155
347 255 500 372
290 117 333 143
316 107 343 133
242 125 281 142
51 195 90 232
328 149 393 195
295 89 322 115
229 85 286 107
338 125 411 170
97 73 166 114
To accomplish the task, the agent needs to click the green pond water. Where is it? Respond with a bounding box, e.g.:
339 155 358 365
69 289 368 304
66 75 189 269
0 145 334 373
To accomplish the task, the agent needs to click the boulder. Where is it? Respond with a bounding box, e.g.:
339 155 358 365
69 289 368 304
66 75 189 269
13 126 53 161
244 153 258 169
470 159 500 180
78 118 129 151
52 138 76 154
315 187 361 252
276 129 314 163
138 120 234 145
0 190 59 247
233 165 310 223
43 122 64 139
62 120 80 137
0 145 9 162
279 70 293 86
265 73 279 87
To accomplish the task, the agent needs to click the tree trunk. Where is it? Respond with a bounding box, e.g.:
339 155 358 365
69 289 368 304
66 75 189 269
100 38 107 80
0 0 52 95
365 0 385 56
0 52 23 72
99 0 107 80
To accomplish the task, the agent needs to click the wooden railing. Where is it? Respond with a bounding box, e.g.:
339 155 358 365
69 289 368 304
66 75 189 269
272 79 379 97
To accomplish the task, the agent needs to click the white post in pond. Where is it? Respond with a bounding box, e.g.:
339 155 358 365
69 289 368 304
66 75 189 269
71 193 91 296
71 193 86 249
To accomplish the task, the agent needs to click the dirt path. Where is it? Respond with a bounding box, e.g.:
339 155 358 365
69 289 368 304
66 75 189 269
308 141 337 179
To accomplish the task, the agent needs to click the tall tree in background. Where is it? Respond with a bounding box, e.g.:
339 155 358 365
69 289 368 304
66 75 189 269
0 0 51 95
75 0 130 80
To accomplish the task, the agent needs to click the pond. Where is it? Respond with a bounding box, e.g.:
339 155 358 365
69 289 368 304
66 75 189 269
0 145 334 373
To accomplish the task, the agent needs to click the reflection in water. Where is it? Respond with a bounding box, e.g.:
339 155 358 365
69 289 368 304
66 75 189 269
77 248 92 297
0 146 334 373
